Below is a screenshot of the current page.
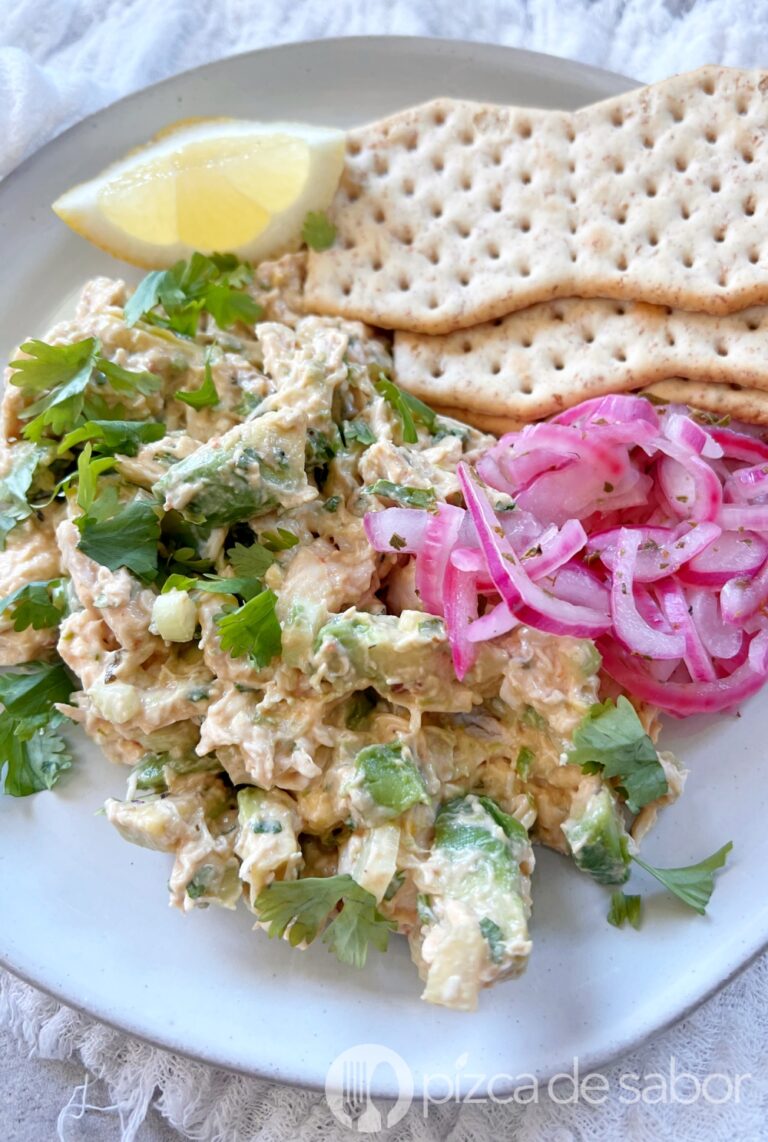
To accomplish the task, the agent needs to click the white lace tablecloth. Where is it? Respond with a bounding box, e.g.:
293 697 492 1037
3 3 768 1139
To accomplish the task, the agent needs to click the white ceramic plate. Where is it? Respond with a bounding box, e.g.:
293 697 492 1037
1 37 766 1099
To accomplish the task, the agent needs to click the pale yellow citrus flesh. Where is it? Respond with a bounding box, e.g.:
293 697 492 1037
98 136 310 249
52 120 345 266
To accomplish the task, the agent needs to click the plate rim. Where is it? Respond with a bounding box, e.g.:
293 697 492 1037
3 35 762 1100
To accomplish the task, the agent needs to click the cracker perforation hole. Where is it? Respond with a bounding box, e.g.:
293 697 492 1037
487 241 501 260
646 182 657 198
737 96 749 116
582 329 595 344
744 195 757 217
459 128 474 146
746 318 761 331
613 159 625 175
519 217 531 233
615 208 627 225
666 332 676 347
347 139 362 156
522 382 534 395
521 171 532 185
427 295 439 310
702 76 716 95
552 356 565 371
705 129 718 144
489 191 502 213
642 134 654 149
374 154 389 176
429 364 443 378
680 203 691 221
432 155 445 173
718 269 729 287
455 221 471 239
491 146 503 166
611 108 624 128
373 207 386 224
460 174 473 192
430 202 444 219
614 304 627 316
341 282 353 297
742 148 755 164
565 124 576 143
426 247 440 266
398 276 409 292
518 120 533 139
433 108 447 126
715 342 729 357
490 361 502 376
749 248 760 265
521 336 533 349
519 264 531 278
459 273 471 287
404 131 418 152
675 155 689 173
682 252 694 269
462 340 473 353
371 257 383 271
648 232 659 248
616 254 628 272
614 348 627 363
402 178 415 196
492 317 504 328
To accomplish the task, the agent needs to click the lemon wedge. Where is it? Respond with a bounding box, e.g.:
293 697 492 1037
52 118 346 267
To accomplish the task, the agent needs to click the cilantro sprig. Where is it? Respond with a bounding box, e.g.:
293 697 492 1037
633 843 733 916
215 588 282 667
302 211 336 252
569 696 668 814
0 660 74 796
0 579 67 631
177 354 219 410
255 873 395 969
375 376 436 444
124 252 262 336
10 338 161 444
0 443 42 548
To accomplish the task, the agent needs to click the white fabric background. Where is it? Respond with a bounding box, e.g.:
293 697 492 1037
2 2 768 1139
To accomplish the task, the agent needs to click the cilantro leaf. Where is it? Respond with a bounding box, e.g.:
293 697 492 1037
123 271 166 327
0 579 66 631
215 588 281 667
77 500 161 580
260 528 299 552
302 211 337 252
95 358 162 396
342 419 376 448
161 572 263 601
0 660 74 796
375 376 436 444
0 442 41 548
607 891 643 929
632 842 733 915
0 719 73 797
76 444 116 513
228 541 274 580
255 874 395 969
569 696 668 814
124 253 261 336
479 917 506 963
9 338 97 395
177 355 219 410
202 283 262 329
366 479 436 509
58 419 165 457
